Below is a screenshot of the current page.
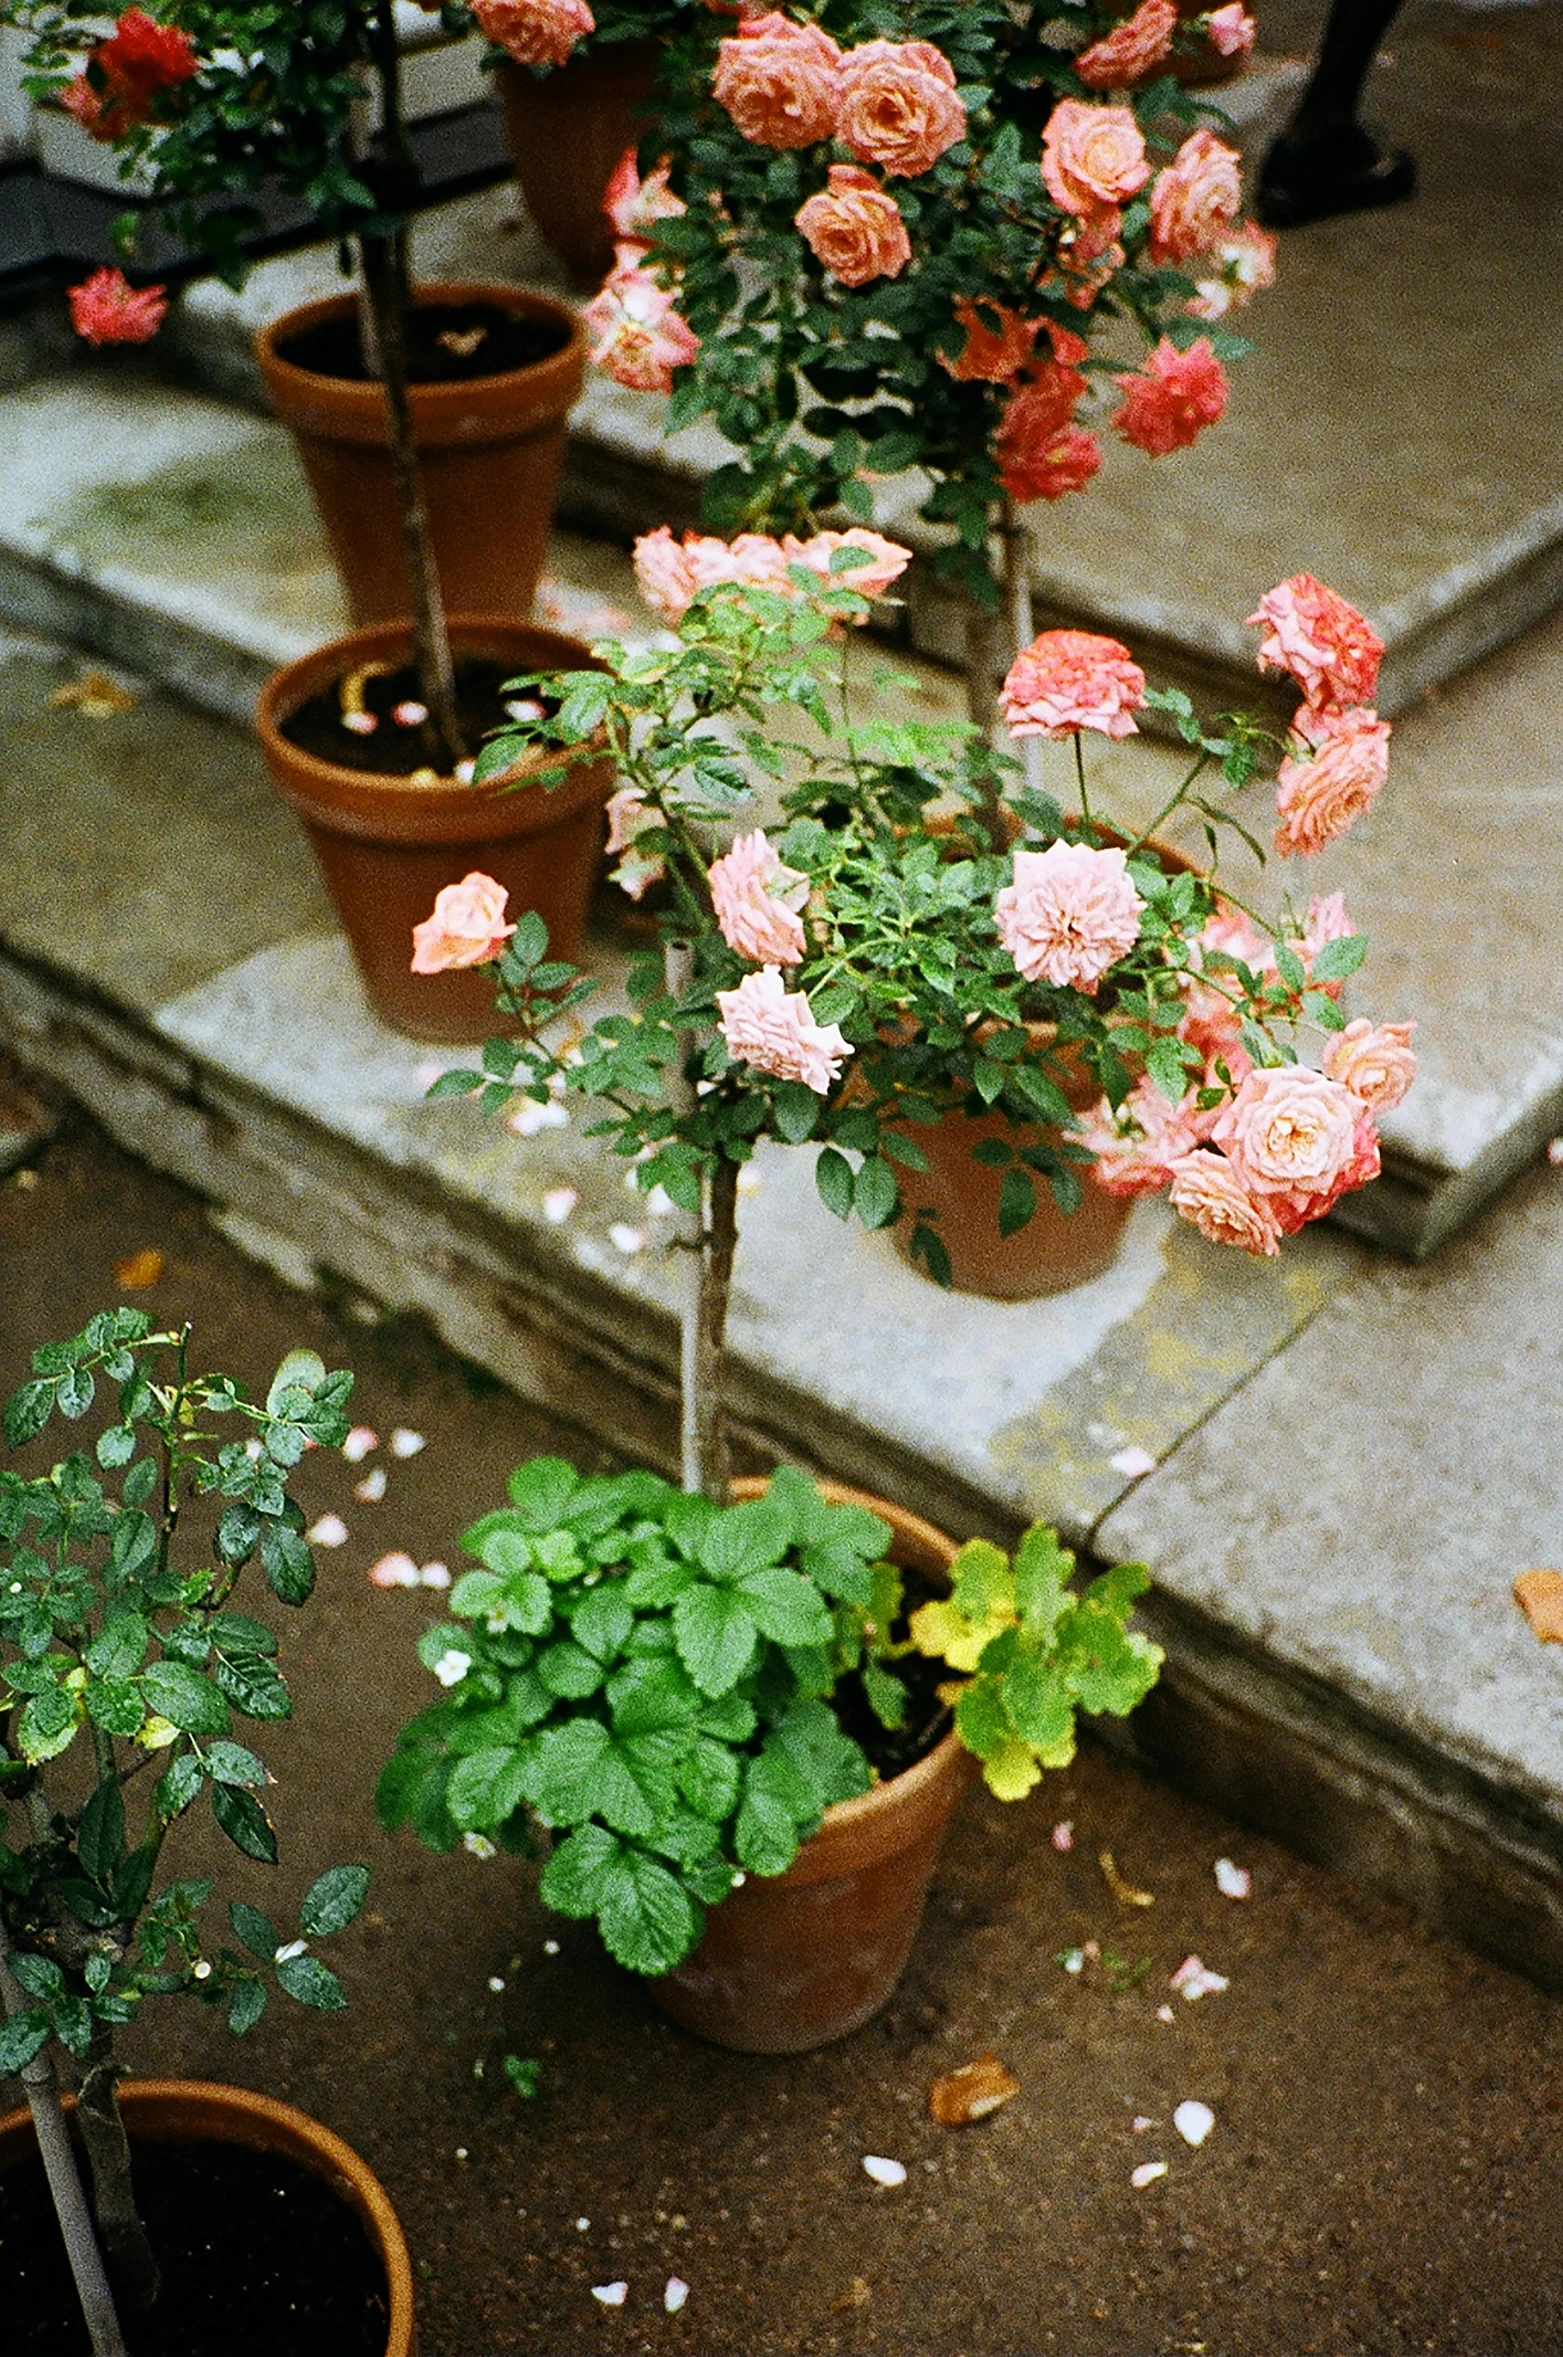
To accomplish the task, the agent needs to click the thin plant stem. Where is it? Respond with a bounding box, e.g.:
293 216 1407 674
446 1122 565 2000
76 2026 160 2315
1125 749 1212 858
1073 732 1093 834
662 942 704 1496
1002 502 1045 804
690 1157 739 1506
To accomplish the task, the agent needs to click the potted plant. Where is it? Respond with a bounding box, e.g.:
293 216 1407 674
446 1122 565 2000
376 544 1413 2045
16 2 611 1038
0 1312 411 2357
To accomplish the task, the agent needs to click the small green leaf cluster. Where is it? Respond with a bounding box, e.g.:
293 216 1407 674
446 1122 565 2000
0 1314 368 2071
908 1526 1162 1802
379 1460 914 1976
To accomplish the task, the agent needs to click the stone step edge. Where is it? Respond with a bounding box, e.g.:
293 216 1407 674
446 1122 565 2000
3 930 1562 1995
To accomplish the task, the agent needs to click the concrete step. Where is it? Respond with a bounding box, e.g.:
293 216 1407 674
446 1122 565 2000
4 617 1563 1992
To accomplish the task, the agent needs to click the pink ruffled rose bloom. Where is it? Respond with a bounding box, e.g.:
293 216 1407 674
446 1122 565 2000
1206 3 1257 55
709 830 809 963
1168 1151 1283 1254
716 968 851 1094
995 843 1145 993
1083 1076 1202 1197
68 267 168 347
1209 1065 1362 1213
583 262 699 394
781 528 912 602
1148 129 1243 264
1273 704 1391 856
1246 574 1384 712
1114 336 1228 456
1324 1018 1418 1113
795 166 911 286
471 0 594 68
835 37 966 177
1000 629 1147 739
1042 99 1150 216
712 11 843 148
1000 422 1103 505
603 148 685 243
411 874 516 973
1076 0 1177 89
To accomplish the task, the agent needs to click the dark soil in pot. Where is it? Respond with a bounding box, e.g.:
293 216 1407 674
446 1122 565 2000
0 2136 388 2357
278 656 550 781
273 301 570 387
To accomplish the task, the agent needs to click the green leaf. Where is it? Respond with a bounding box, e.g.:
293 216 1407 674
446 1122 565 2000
447 1746 531 1831
86 1613 149 1680
4 1379 56 1450
18 1687 76 1766
56 1366 95 1420
596 1847 701 1975
814 1146 855 1221
502 2054 540 2098
276 1954 346 2011
0 2013 50 2075
1310 933 1366 983
85 1679 145 1739
213 1651 290 1722
733 1564 832 1649
260 1522 315 1607
299 1864 370 1939
539 1821 619 1917
676 1735 741 1824
229 1978 268 2035
697 1499 791 1583
229 1900 279 1960
8 1953 63 2003
734 1759 806 1878
998 1166 1037 1239
214 1503 262 1568
999 1653 1075 1753
852 1156 899 1231
77 1778 126 1882
212 1781 278 1865
155 1752 203 1820
142 1660 229 1737
569 1583 634 1663
537 1641 605 1699
672 1585 758 1698
1012 1525 1074 1636
529 1719 681 1839
772 1082 819 1144
204 1741 266 1787
506 1457 580 1530
267 1350 325 1413
96 1424 136 1470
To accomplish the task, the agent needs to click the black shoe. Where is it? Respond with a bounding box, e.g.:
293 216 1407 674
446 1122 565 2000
1257 127 1417 227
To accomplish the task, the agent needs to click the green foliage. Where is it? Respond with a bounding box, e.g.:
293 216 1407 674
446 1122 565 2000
0 1316 368 2080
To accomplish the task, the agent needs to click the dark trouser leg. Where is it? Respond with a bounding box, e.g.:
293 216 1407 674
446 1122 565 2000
1258 0 1417 227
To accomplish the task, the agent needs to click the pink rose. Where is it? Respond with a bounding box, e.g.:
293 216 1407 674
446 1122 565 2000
1083 1076 1202 1197
1076 0 1178 89
709 830 809 964
604 789 665 901
1149 129 1243 264
1000 422 1103 505
1273 704 1390 856
716 968 851 1094
1247 574 1384 713
1000 630 1146 739
1323 1018 1418 1113
583 261 699 393
781 529 912 602
602 148 685 243
942 297 1039 384
410 873 516 974
1210 1064 1361 1204
1206 3 1257 55
1114 335 1227 456
1167 1151 1282 1254
795 165 911 286
68 267 167 347
836 37 966 177
472 0 594 68
632 528 797 623
1188 222 1277 320
712 11 843 149
995 843 1145 992
1042 100 1150 213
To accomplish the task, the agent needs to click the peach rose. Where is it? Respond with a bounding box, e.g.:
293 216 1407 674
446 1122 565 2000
1114 335 1227 456
712 11 843 148
1076 0 1177 89
472 0 594 68
68 267 168 347
942 297 1040 385
583 261 699 393
1247 575 1384 713
1149 129 1243 264
716 968 851 1094
995 842 1145 992
836 37 966 177
1083 1077 1202 1198
795 165 911 286
1167 1151 1282 1254
1273 705 1390 857
632 527 792 623
781 529 912 601
709 830 809 964
1209 1064 1360 1200
1042 99 1150 213
1206 3 1256 54
1000 630 1146 739
411 874 516 974
1323 1019 1417 1113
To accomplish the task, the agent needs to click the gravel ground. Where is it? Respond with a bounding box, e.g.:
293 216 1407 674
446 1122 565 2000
3 1110 1561 2357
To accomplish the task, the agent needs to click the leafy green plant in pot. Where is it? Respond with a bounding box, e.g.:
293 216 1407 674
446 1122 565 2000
378 548 1413 2046
0 1314 405 2357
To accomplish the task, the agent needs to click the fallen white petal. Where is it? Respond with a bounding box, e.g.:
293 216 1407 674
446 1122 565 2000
576 2218 590 2232
609 1223 648 1255
1214 1857 1252 1900
244 1436 264 1461
543 1939 560 1955
306 1513 349 1548
462 1832 496 1859
862 2155 906 2187
736 1165 763 1196
591 2282 628 2308
508 1098 569 1138
542 1187 579 1223
1549 1137 1563 1167
419 1561 451 1589
664 2278 689 2314
354 1467 388 1503
488 1976 505 1993
390 1427 426 1458
1132 2116 1155 2134
367 1551 420 1590
1169 1954 1229 2001
433 1648 472 1688
644 1185 676 1220
1130 2160 1168 2189
1156 2004 1176 2024
1175 2100 1215 2148
343 1426 379 1463
1058 1947 1085 1974
274 1938 307 1964
1051 1820 1074 1852
1110 1444 1157 1478
454 759 476 785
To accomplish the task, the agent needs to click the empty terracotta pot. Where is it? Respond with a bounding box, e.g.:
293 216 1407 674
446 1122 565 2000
497 42 662 288
256 616 613 1042
0 2078 415 2356
256 282 585 626
650 1481 974 2054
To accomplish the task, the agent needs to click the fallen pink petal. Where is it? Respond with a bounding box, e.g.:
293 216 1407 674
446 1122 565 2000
1170 1954 1230 2000
354 1468 388 1503
1132 2116 1155 2134
390 1428 426 1458
542 1187 579 1223
1131 2160 1169 2188
306 1513 348 1548
367 1552 420 1590
1052 1819 1074 1851
343 1426 379 1463
1110 1444 1158 1477
610 1224 649 1255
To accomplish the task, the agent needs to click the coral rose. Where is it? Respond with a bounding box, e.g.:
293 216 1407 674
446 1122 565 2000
1114 335 1227 456
943 298 1040 385
410 874 516 973
1000 630 1146 739
603 148 685 243
836 38 966 177
1042 100 1151 213
1324 1018 1418 1113
781 529 912 602
712 11 843 149
1188 223 1277 320
1000 424 1103 504
67 267 167 346
1247 574 1384 712
1167 1151 1282 1254
1273 705 1391 856
716 968 851 1094
472 0 595 67
64 8 199 139
632 527 791 623
1083 1077 1202 1197
1209 1063 1360 1202
1149 129 1243 264
995 843 1145 992
796 165 911 287
1076 0 1178 89
709 830 809 964
1206 3 1257 54
583 262 699 393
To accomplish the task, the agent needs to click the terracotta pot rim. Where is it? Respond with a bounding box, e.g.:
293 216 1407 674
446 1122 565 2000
0 2076 414 2357
255 280 586 405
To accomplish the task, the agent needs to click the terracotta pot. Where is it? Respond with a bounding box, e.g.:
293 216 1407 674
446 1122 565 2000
497 43 662 289
256 616 613 1042
0 2077 415 2356
650 1481 975 2055
256 282 585 626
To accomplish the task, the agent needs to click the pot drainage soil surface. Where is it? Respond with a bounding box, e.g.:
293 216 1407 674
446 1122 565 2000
275 301 569 385
280 657 546 777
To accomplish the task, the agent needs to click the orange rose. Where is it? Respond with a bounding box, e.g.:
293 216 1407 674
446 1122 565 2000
836 37 966 178
795 165 911 287
712 10 843 148
1149 128 1243 264
1041 99 1150 213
